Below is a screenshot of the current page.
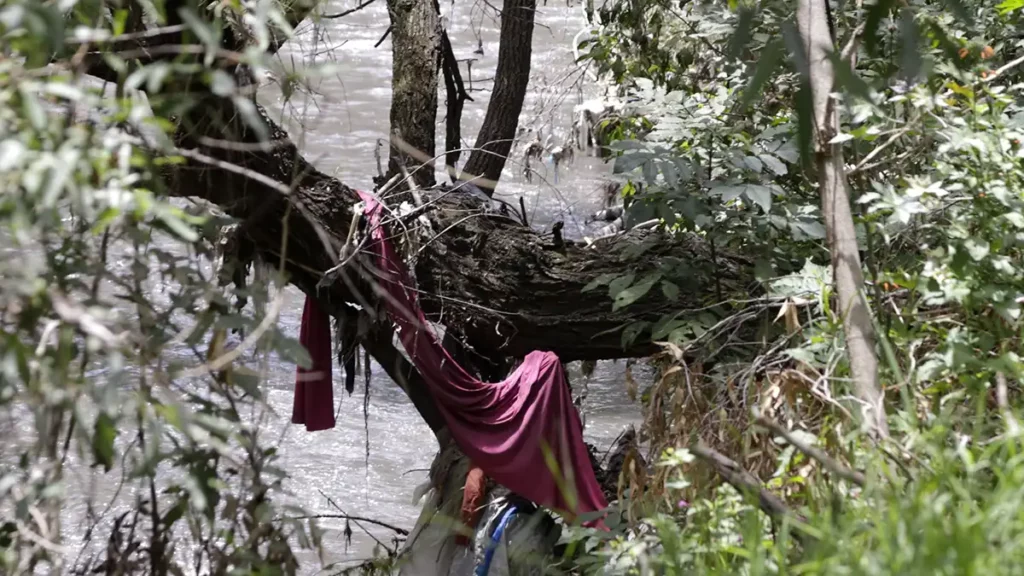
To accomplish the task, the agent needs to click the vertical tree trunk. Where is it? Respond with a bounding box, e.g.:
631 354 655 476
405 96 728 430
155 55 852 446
797 0 888 436
458 0 536 195
386 0 440 189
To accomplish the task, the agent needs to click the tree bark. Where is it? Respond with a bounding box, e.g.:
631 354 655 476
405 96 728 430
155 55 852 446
170 99 751 364
458 0 536 194
385 0 440 189
797 0 888 436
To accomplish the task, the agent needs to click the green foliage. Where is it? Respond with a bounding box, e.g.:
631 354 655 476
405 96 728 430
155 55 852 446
568 427 1024 575
0 0 325 573
571 0 1024 573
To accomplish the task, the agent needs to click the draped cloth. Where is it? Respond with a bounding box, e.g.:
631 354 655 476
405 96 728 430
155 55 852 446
291 296 336 431
292 190 608 523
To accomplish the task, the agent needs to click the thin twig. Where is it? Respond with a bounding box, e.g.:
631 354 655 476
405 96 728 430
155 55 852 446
88 44 243 64
691 440 809 531
986 54 1024 82
286 514 408 535
753 413 867 487
839 22 865 63
374 26 393 48
322 0 377 19
318 490 395 551
848 127 910 175
66 24 187 45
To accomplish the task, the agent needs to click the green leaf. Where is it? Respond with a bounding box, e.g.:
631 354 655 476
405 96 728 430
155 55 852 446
726 6 757 60
794 83 814 168
782 20 808 77
278 336 313 369
772 140 800 164
792 219 826 240
613 152 650 174
713 183 773 212
608 273 636 299
92 413 117 472
740 39 784 110
642 158 658 185
209 70 236 97
831 52 874 104
781 21 814 167
613 273 661 311
112 9 129 36
668 326 695 346
660 159 679 185
22 3 64 68
18 85 46 131
744 184 773 213
785 347 818 365
608 140 645 151
1003 212 1024 228
582 272 619 293
997 0 1024 14
652 316 687 340
758 154 787 176
964 238 989 261
661 280 680 302
156 207 199 242
621 321 649 348
178 7 218 48
716 185 745 202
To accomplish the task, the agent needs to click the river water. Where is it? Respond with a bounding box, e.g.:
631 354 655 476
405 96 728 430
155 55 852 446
10 1 645 573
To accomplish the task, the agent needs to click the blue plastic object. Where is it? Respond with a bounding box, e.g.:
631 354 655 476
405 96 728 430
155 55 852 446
475 504 519 576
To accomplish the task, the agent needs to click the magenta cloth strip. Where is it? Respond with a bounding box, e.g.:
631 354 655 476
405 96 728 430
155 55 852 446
291 295 337 431
355 190 608 521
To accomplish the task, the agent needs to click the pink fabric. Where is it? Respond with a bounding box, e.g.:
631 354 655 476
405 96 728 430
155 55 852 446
355 190 608 522
292 296 336 431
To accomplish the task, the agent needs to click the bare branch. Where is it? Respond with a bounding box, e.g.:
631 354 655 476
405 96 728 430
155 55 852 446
753 413 866 487
322 0 378 18
691 441 805 528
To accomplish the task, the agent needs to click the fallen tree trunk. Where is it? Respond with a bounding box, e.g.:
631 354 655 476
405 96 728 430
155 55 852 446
170 98 754 367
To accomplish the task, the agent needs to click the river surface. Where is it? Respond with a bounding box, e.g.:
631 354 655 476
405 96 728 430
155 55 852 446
8 1 645 573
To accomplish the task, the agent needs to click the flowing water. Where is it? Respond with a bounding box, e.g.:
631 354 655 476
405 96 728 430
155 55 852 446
7 1 645 572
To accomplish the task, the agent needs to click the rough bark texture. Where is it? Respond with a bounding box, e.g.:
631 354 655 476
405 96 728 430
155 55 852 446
172 98 751 364
797 0 888 436
458 0 535 193
386 0 440 188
